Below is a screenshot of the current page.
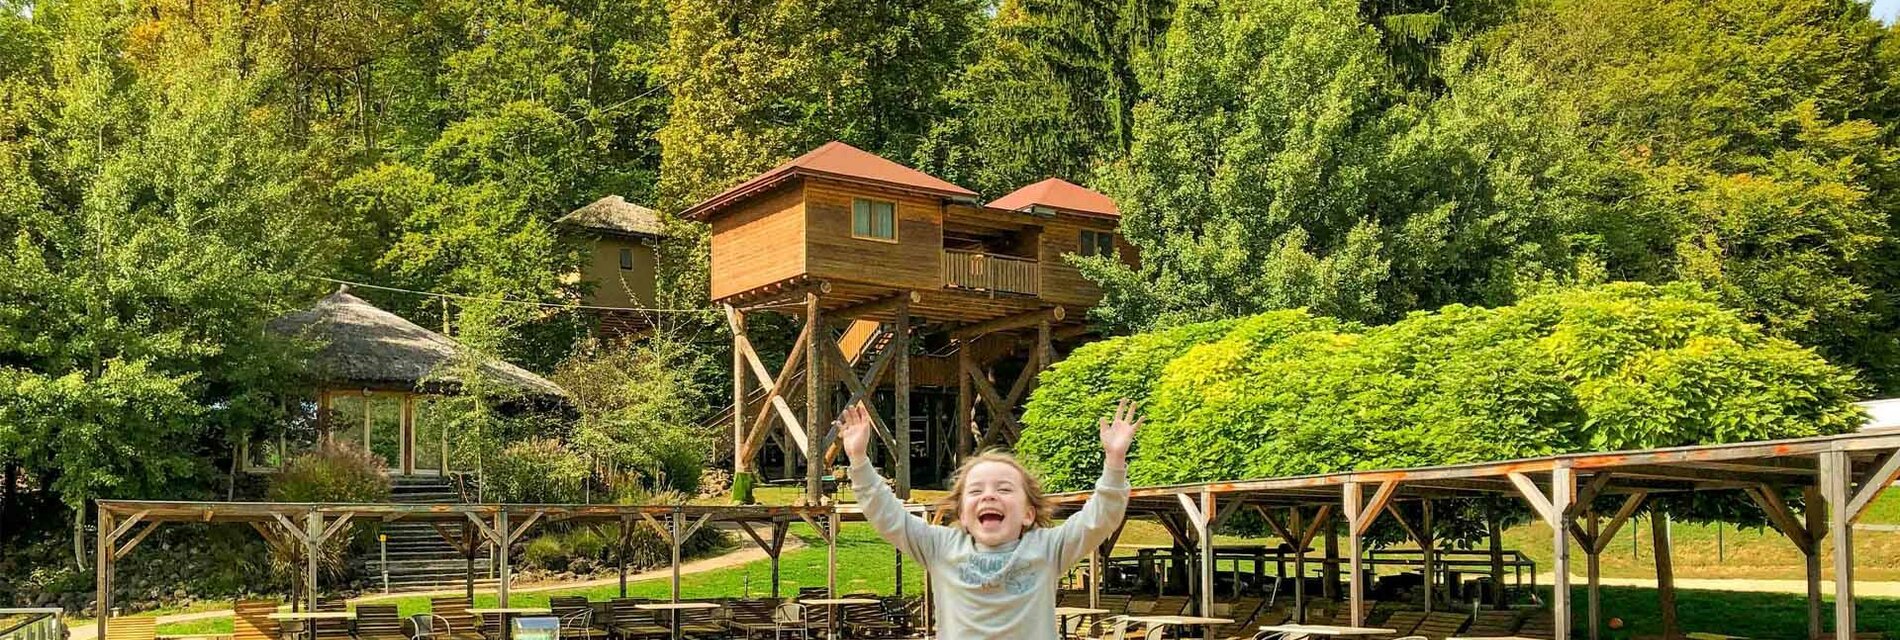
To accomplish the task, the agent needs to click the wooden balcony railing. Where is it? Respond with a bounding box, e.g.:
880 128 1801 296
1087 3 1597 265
942 249 1039 296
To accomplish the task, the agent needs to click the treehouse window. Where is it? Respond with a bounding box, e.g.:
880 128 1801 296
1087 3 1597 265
619 247 634 270
1080 230 1116 257
853 198 897 241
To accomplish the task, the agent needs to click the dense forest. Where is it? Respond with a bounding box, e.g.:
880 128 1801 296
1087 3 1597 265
4 0 1900 596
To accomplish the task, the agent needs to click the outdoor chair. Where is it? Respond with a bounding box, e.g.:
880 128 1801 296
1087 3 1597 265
838 596 902 638
313 600 351 640
234 599 291 640
767 602 809 640
355 605 408 640
1075 615 1135 640
604 598 669 640
104 617 156 640
725 600 779 638
402 614 453 640
1410 611 1467 639
557 607 608 640
669 599 726 637
1462 610 1519 637
428 597 489 640
1369 611 1424 640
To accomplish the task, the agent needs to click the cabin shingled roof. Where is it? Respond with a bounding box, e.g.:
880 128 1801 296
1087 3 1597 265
679 141 978 220
987 177 1120 218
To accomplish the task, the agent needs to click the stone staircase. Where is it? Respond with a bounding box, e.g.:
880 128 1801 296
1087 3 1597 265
367 476 496 593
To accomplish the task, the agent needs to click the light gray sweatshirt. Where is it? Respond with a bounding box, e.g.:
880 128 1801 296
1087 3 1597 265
849 460 1130 640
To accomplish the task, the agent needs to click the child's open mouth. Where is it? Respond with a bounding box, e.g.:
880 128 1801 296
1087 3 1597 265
977 510 1004 526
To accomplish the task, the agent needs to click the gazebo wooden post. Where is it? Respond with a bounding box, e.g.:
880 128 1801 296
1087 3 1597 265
1176 490 1215 621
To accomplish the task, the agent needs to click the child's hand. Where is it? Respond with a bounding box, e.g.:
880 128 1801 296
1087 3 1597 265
838 401 873 464
1098 398 1143 464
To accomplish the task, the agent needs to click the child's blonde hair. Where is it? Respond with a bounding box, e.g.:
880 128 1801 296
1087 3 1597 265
937 450 1055 529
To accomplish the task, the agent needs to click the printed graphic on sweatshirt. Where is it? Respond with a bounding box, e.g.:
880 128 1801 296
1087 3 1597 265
957 552 1039 595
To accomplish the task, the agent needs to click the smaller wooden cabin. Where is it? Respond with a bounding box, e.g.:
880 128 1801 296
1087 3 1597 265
680 141 1134 323
557 195 667 336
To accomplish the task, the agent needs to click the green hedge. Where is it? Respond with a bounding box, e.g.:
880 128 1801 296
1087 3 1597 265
1019 283 1863 492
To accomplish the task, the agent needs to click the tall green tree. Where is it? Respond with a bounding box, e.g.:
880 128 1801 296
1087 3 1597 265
1495 0 1900 390
0 0 319 564
1083 0 1587 331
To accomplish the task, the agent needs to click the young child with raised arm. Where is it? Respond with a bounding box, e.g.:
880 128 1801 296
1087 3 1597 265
836 398 1142 639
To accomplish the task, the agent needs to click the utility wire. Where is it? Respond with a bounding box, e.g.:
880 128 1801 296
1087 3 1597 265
308 275 713 314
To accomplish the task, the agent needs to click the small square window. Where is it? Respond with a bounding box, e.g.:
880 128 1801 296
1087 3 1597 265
853 198 896 241
1081 230 1117 258
618 247 634 270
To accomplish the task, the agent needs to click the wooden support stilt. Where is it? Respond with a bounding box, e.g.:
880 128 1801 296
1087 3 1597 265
805 293 825 504
894 300 912 498
955 344 973 461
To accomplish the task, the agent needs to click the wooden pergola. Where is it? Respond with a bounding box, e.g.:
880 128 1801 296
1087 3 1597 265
1050 431 1900 640
90 500 923 639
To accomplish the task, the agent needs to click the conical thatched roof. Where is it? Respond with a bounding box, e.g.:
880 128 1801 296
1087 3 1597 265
270 286 567 399
556 195 666 238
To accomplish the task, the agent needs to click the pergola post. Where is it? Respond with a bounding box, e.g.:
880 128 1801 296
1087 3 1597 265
1509 468 1572 640
772 522 788 598
305 511 322 612
464 524 477 600
1585 511 1600 640
1487 505 1506 609
1290 507 1307 624
670 508 683 602
1421 500 1435 614
1322 518 1339 601
1821 450 1856 638
894 299 912 498
1177 490 1215 621
95 507 113 640
827 508 839 597
1653 512 1678 638
496 511 511 607
1343 482 1364 626
618 516 632 597
1804 486 1825 640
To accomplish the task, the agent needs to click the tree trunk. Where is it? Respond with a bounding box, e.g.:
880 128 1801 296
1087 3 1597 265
74 503 88 571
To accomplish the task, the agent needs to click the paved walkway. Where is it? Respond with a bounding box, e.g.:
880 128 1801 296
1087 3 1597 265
1538 573 1900 597
67 537 804 640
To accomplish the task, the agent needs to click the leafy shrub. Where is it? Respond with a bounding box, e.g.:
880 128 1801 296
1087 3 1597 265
1021 283 1863 493
486 438 590 503
555 337 715 495
267 439 392 502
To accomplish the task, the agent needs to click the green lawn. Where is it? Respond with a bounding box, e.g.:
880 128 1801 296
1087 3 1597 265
149 522 921 636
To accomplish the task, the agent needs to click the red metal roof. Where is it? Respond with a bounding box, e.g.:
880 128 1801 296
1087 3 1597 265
679 141 977 220
987 177 1119 218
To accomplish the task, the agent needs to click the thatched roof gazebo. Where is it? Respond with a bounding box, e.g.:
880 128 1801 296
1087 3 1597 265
255 285 568 476
269 285 567 398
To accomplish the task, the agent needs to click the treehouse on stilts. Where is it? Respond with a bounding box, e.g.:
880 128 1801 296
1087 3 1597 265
681 142 1135 504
